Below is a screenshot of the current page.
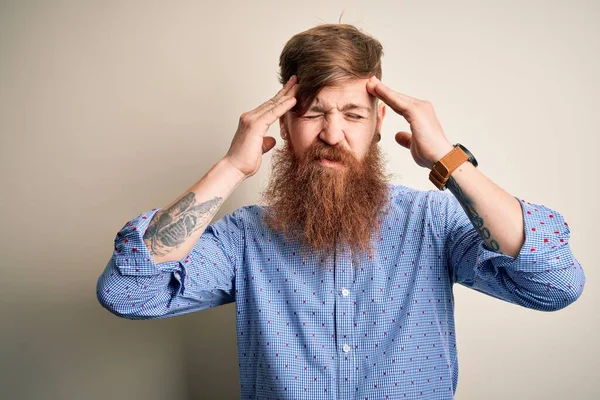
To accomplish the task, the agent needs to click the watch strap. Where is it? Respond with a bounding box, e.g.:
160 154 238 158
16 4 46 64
429 146 470 189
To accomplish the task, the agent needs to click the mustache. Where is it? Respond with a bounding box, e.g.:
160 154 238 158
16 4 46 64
302 142 357 164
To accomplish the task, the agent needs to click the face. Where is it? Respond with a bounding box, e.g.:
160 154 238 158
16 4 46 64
262 78 390 258
280 78 386 164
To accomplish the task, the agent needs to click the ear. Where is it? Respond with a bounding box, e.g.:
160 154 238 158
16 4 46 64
376 102 386 134
279 114 289 140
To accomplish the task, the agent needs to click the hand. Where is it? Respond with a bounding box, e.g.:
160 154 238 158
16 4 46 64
366 76 454 169
224 76 299 178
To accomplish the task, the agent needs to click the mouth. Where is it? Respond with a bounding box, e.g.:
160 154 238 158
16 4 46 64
318 158 345 168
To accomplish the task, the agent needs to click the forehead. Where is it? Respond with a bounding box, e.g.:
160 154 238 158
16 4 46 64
311 78 374 109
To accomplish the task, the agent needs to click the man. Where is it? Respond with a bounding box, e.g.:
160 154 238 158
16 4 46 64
97 24 585 399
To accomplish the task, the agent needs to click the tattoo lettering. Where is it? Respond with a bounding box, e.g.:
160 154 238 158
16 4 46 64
143 193 223 257
445 177 502 253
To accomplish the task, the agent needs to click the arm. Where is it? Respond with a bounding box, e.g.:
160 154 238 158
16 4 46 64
430 142 585 312
95 159 245 319
365 77 585 311
96 76 299 319
442 153 524 257
142 158 244 265
441 172 585 311
145 74 299 264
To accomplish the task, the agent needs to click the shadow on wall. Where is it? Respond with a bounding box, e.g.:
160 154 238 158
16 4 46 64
0 295 239 400
180 303 240 399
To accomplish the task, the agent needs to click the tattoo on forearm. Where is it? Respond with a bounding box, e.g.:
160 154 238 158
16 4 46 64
445 177 502 253
143 193 223 257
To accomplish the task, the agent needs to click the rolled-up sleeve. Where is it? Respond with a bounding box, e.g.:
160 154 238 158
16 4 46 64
444 194 585 311
96 207 243 319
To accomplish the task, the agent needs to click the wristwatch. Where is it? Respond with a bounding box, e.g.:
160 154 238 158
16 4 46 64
429 143 478 190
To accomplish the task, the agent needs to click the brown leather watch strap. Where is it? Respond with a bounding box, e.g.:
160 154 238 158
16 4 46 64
429 146 470 189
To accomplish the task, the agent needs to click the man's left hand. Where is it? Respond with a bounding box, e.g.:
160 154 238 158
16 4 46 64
366 76 454 169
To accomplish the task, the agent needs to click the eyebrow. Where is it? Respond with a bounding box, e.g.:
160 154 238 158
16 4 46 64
308 99 372 114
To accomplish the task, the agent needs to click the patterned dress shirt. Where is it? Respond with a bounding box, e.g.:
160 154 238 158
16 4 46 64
97 184 585 399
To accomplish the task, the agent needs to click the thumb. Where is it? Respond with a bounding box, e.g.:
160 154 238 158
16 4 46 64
262 136 277 154
395 131 412 149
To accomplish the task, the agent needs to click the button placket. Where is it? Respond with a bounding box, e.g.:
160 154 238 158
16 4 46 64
333 243 356 399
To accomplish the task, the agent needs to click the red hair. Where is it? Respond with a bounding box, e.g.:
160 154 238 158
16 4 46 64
278 24 384 116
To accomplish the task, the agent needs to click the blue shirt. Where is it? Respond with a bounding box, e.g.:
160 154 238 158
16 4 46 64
97 184 585 399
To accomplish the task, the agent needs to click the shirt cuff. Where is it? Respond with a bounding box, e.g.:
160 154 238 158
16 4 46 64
476 197 571 274
113 207 184 276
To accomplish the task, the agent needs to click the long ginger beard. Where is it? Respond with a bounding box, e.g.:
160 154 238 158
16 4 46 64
262 135 390 258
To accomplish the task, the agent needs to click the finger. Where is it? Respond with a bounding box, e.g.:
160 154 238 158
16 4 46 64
366 77 418 117
252 75 298 117
258 95 297 126
252 82 298 118
262 136 277 153
395 131 412 149
281 75 298 96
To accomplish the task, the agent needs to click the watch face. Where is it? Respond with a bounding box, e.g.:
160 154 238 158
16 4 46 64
456 143 478 167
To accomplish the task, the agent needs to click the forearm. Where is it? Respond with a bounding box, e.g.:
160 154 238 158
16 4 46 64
144 157 246 264
444 161 524 257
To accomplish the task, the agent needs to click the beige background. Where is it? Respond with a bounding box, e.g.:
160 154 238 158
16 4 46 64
1 0 598 399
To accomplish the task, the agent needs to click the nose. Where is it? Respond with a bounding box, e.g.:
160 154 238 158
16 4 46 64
319 114 345 146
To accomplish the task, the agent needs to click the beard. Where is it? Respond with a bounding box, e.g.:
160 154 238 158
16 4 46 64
261 135 390 258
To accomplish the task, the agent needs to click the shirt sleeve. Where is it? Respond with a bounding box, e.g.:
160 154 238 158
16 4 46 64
96 207 244 320
443 192 586 311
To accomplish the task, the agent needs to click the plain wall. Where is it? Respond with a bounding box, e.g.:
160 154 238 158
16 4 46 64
1 0 598 399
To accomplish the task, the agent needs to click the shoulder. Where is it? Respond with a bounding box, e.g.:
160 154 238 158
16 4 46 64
228 204 267 231
387 183 451 208
231 204 264 220
386 184 458 233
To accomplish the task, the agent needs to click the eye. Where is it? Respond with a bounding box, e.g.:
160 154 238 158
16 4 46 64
303 115 322 120
347 114 365 120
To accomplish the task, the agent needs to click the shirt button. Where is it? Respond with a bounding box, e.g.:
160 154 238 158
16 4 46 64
342 344 351 353
341 288 350 297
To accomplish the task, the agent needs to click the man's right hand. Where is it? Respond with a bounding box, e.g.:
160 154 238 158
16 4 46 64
224 75 299 179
